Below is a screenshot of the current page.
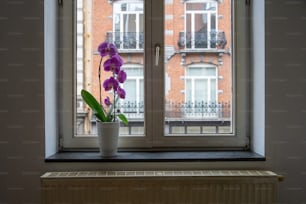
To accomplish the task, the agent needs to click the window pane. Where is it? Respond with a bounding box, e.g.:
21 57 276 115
125 80 136 101
164 0 232 135
75 0 144 137
185 2 218 50
195 79 207 102
122 66 144 122
211 78 216 102
186 14 192 48
123 14 136 49
187 67 216 76
186 3 216 11
195 14 207 48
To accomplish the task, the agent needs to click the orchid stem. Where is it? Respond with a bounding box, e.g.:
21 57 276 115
98 57 103 106
113 72 116 122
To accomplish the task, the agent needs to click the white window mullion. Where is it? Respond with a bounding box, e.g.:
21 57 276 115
207 13 211 48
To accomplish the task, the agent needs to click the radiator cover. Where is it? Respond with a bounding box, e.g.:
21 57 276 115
41 170 280 204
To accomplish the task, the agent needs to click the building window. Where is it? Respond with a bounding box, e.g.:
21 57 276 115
185 65 218 118
121 65 144 117
58 0 251 150
185 1 218 49
113 1 144 50
119 65 144 136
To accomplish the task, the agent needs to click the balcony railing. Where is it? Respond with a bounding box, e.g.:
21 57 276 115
118 101 230 119
117 101 144 119
77 101 231 135
178 31 227 50
165 101 231 119
106 32 144 50
77 100 230 121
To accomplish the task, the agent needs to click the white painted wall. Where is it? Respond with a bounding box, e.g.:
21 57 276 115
0 0 306 203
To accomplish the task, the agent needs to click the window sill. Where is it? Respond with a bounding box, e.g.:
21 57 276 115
45 151 265 162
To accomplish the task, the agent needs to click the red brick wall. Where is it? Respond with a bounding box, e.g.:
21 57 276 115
90 0 232 105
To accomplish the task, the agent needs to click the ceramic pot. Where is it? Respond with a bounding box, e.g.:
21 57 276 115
96 121 119 157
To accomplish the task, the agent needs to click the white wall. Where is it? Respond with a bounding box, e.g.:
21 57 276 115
0 0 306 203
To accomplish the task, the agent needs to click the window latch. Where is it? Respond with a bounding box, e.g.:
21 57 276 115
155 44 161 66
58 0 63 6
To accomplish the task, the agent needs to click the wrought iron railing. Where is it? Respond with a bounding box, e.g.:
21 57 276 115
106 31 144 50
178 31 227 50
76 100 231 135
117 101 230 119
165 101 231 119
117 101 144 119
77 100 230 120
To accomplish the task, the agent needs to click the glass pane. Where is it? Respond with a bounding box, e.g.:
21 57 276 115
195 79 207 102
186 14 192 48
139 79 144 101
75 0 144 136
123 14 136 49
195 14 207 48
164 0 232 135
187 67 216 76
125 80 136 102
210 79 216 102
122 67 144 125
139 14 144 49
210 13 217 48
186 3 216 11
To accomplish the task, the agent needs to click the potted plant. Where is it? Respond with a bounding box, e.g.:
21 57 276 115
81 41 128 157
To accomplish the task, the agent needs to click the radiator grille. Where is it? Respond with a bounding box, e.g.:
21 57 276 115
41 170 280 204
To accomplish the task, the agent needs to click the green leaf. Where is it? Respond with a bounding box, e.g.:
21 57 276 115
81 89 107 122
117 113 129 126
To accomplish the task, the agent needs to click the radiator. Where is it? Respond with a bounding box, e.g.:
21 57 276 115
41 170 281 204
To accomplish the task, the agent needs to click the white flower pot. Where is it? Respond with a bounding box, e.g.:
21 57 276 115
96 121 119 157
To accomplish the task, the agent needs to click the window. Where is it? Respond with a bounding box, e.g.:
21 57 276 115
185 1 217 49
184 65 218 118
119 65 144 136
121 65 144 117
113 1 144 50
58 0 251 150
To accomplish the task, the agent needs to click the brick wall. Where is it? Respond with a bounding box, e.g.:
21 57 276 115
90 0 232 105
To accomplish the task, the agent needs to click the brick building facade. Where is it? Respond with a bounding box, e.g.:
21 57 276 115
78 0 232 134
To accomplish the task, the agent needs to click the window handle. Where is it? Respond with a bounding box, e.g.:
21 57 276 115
155 44 161 66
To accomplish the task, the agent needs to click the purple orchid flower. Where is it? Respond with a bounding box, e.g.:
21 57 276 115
103 54 123 74
117 70 127 83
117 86 126 99
98 42 118 57
104 96 111 107
82 41 129 125
103 76 119 91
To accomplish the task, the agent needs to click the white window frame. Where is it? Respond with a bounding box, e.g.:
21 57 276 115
113 0 144 50
184 65 218 118
185 0 218 50
52 0 254 151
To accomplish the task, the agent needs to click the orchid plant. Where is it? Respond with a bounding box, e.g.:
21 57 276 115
81 42 128 125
